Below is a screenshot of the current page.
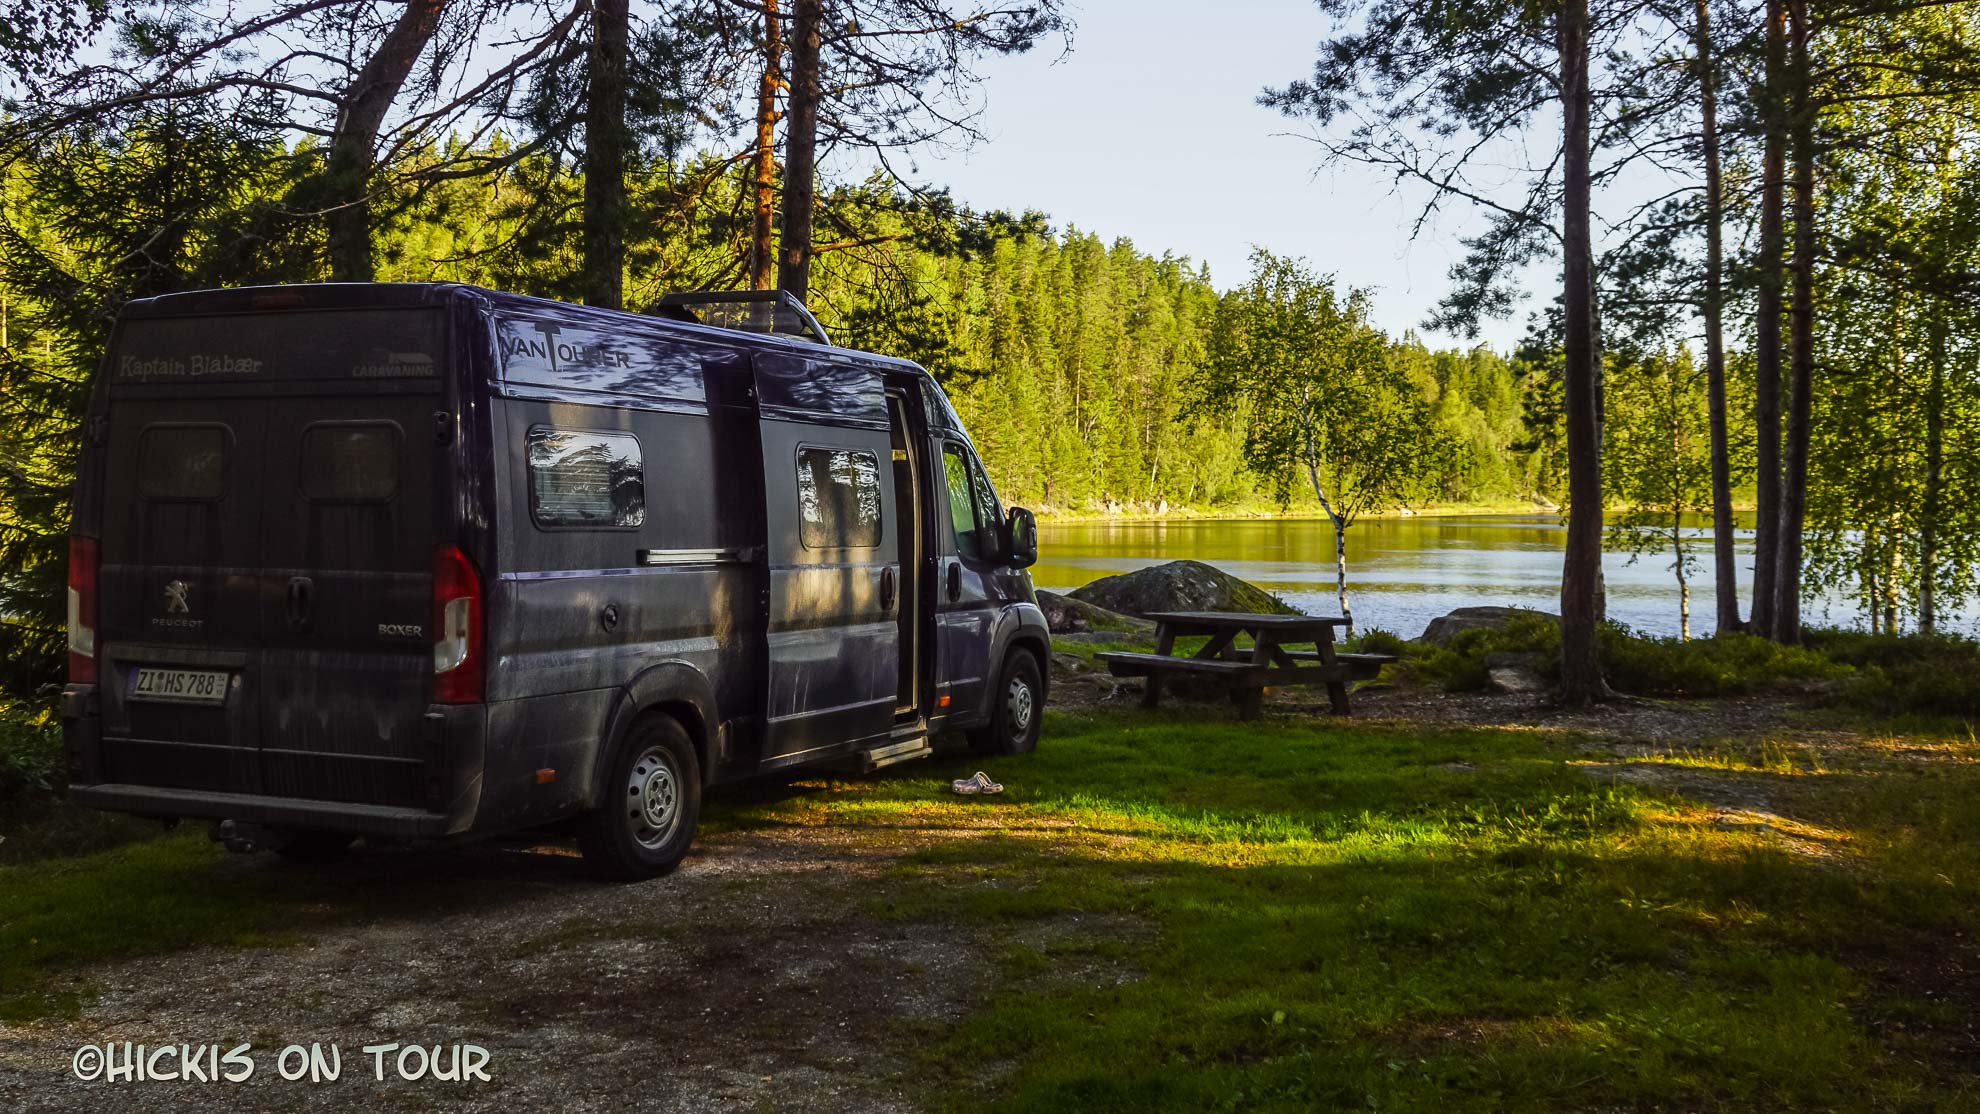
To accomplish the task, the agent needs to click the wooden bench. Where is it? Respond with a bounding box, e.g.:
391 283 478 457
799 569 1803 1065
1224 648 1397 672
1092 611 1392 719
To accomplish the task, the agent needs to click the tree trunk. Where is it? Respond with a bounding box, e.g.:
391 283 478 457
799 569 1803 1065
1329 513 1354 637
1694 0 1740 636
1557 0 1609 704
1677 519 1691 642
1863 546 1879 634
323 0 447 282
1884 545 1898 633
582 0 630 309
1775 0 1815 644
749 0 785 291
1300 414 1356 637
1919 307 1945 635
777 0 822 303
1749 0 1790 639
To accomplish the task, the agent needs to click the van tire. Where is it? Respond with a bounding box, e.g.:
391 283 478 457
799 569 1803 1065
577 713 702 881
273 829 356 863
969 649 1043 756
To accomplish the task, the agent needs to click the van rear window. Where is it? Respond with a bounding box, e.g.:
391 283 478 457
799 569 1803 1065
528 428 645 529
797 447 882 549
301 423 400 501
138 425 227 500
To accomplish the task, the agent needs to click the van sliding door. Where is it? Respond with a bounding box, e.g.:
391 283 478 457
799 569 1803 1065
752 352 900 761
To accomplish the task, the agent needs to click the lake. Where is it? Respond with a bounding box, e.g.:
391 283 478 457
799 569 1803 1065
1033 514 1959 640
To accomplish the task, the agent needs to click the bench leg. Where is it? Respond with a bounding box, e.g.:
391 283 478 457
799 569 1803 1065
1141 674 1162 709
1237 686 1263 720
1326 681 1350 715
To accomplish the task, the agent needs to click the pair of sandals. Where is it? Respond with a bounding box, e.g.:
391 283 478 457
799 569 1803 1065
950 770 1004 795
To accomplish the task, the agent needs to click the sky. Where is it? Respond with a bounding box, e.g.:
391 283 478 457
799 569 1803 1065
826 0 1538 350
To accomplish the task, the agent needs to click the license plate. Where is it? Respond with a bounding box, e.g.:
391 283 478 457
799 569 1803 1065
130 667 230 705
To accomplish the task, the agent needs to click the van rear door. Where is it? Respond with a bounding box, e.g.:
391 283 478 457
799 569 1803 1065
256 396 442 806
98 401 269 793
95 306 450 807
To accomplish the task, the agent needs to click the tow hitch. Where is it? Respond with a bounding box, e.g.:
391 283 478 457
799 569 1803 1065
210 819 275 853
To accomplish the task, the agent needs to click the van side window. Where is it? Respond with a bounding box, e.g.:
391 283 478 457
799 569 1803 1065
138 425 227 500
942 442 983 559
920 378 957 431
300 423 400 501
527 427 645 529
796 447 882 548
968 452 1001 537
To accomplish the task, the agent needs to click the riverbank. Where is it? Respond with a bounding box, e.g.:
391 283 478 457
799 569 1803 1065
1031 498 1554 523
1030 499 1779 524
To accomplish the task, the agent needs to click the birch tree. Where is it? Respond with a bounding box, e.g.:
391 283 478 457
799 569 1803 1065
1604 347 1721 639
1195 251 1453 636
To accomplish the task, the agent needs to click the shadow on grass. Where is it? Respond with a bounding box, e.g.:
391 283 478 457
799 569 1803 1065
5 705 1977 1110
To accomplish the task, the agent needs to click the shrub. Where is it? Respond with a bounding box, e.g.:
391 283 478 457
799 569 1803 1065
1403 612 1561 692
1598 627 1847 698
1399 616 1861 699
0 704 62 802
1808 630 1980 719
1345 628 1408 657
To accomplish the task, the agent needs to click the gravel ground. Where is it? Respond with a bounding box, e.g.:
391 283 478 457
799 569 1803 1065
1 826 1004 1113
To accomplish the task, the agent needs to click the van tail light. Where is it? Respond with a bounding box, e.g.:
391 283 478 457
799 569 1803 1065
431 545 483 703
68 536 99 684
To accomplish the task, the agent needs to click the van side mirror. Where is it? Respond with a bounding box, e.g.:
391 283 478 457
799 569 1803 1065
1003 507 1038 569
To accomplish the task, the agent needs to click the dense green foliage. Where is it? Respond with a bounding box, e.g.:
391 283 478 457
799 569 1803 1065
1 0 1976 704
0 702 59 802
0 124 1554 699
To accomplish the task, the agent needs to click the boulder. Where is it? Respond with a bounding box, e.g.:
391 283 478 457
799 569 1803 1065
1484 651 1550 694
1036 590 1156 636
1419 606 1559 646
1067 560 1301 619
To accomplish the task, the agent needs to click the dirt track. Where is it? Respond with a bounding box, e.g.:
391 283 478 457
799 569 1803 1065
0 823 998 1113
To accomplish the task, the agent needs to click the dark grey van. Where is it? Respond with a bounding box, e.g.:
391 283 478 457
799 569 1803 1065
59 283 1047 879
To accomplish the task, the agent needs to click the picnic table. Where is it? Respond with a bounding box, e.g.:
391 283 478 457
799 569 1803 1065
1095 611 1395 720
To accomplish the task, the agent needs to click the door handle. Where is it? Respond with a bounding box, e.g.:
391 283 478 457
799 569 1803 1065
286 576 312 632
946 561 962 602
879 567 897 612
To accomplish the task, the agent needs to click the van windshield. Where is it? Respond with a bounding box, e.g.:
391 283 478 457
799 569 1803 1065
111 309 445 386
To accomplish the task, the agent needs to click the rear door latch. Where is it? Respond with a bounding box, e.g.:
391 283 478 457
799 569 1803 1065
286 576 313 633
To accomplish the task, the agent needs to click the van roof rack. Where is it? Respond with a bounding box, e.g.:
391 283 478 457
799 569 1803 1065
653 290 831 346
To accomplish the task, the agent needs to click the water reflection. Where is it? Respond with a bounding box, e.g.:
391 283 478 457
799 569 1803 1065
1033 515 1970 639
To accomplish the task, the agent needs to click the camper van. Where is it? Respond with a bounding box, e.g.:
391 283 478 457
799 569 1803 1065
58 283 1047 879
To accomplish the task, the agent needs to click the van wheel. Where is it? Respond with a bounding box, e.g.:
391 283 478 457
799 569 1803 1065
969 650 1043 756
273 829 356 863
577 714 702 881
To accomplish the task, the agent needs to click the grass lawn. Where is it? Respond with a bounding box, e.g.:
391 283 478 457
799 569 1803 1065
3 703 1977 1110
719 708 1980 1112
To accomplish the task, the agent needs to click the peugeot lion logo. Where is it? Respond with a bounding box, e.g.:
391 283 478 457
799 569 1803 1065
164 579 191 614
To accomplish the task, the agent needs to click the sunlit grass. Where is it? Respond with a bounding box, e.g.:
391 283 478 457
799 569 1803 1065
721 709 1980 1111
2 705 1976 1109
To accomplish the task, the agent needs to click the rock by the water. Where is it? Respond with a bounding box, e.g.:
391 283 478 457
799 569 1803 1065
1420 606 1558 645
1484 651 1550 694
1068 560 1301 619
1036 589 1156 635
